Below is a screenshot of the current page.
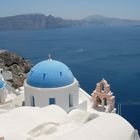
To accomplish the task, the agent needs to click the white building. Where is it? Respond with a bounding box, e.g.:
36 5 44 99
0 71 23 109
0 69 13 80
24 59 87 112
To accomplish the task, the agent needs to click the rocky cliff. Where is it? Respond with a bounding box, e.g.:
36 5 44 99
0 50 32 88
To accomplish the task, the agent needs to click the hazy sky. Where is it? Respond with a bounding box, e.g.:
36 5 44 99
0 0 140 20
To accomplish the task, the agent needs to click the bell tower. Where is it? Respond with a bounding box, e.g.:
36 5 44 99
91 79 115 113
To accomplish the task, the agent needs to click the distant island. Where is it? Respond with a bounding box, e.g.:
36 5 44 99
0 13 140 30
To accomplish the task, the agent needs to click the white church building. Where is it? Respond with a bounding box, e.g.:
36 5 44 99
24 59 90 112
24 58 79 112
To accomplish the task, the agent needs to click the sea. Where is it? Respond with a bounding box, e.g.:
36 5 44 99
0 25 140 132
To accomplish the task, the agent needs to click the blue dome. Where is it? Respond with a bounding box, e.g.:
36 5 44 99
27 60 74 88
0 80 5 89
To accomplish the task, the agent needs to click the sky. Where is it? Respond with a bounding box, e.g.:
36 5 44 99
0 0 140 20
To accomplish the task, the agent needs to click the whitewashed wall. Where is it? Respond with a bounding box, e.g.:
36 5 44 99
24 78 79 112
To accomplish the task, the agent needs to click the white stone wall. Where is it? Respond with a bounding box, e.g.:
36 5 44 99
0 88 7 103
2 71 13 80
24 78 79 112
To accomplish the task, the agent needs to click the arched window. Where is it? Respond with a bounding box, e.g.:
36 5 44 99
103 98 107 106
96 96 102 106
101 83 105 92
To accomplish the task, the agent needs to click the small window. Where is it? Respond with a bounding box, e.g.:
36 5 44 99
43 73 46 80
30 71 33 76
69 94 73 108
49 98 56 105
60 72 62 76
31 96 35 107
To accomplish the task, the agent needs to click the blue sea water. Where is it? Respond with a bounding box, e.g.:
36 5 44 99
0 26 140 132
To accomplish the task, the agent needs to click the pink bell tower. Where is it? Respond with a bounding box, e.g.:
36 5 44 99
91 79 115 113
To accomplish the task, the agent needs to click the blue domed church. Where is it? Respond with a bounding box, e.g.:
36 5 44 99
24 58 81 112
